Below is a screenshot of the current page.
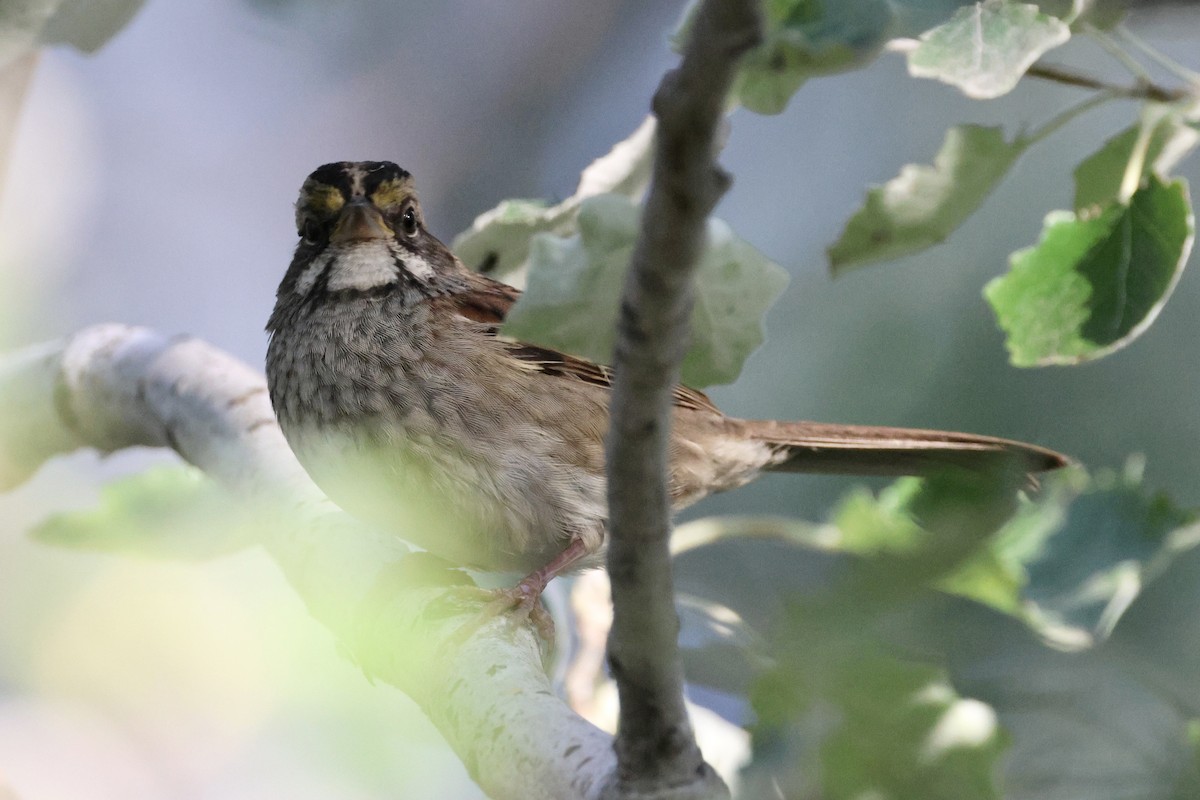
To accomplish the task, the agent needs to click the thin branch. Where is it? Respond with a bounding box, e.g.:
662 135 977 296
1115 23 1200 87
1021 90 1117 148
1025 61 1189 103
0 324 616 800
602 0 761 798
1087 24 1159 87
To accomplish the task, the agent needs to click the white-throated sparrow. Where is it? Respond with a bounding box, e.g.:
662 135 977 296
266 161 1067 602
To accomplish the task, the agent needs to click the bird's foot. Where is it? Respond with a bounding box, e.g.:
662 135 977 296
439 578 555 655
478 577 556 642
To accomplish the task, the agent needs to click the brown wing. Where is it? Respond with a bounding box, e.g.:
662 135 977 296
436 273 721 415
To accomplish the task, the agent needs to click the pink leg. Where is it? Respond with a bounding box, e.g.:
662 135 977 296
510 537 593 604
451 537 593 646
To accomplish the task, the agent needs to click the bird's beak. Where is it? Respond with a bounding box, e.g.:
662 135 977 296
331 201 393 243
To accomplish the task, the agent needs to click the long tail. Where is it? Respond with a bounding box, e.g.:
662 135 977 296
735 419 1069 477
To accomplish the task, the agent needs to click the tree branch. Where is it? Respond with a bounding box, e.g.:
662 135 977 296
1025 61 1190 103
602 1 761 798
0 324 616 800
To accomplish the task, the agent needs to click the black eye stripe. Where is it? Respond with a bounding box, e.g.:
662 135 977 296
361 162 412 195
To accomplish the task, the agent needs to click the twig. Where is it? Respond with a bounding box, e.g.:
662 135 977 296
1025 61 1188 103
601 0 761 798
1115 24 1200 88
0 324 616 800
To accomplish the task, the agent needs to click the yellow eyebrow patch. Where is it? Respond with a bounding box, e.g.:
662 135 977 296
303 183 345 216
370 178 414 210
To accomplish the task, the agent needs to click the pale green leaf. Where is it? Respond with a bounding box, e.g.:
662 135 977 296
1074 109 1200 212
1 0 144 66
907 1 1070 99
32 465 254 558
451 116 654 277
676 0 975 115
828 125 1025 272
38 0 145 52
731 0 895 114
985 177 1194 366
502 193 788 387
676 468 1200 798
1019 468 1193 636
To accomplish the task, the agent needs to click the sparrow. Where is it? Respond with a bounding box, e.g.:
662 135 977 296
265 161 1068 607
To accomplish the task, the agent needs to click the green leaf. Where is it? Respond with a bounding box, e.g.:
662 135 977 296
828 125 1025 272
38 0 146 53
1020 467 1194 636
32 465 254 558
731 0 895 114
902 596 1200 800
831 479 926 553
725 473 1023 800
680 0 973 115
744 642 1008 800
0 0 145 64
451 116 654 276
985 176 1194 366
502 193 789 387
1074 109 1200 212
1110 543 1200 715
907 1 1070 99
449 198 558 275
676 470 1200 799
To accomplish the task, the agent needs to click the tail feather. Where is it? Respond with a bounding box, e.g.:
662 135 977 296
737 419 1069 477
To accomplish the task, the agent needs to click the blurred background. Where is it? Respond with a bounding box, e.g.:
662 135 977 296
1 1 1198 797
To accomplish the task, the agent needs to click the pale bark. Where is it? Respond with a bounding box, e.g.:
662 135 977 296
0 324 615 800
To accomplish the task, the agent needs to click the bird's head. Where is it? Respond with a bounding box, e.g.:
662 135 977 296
274 161 461 311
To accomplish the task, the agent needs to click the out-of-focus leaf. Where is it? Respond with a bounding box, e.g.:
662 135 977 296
736 468 1023 800
32 466 254 558
907 1 1070 99
675 0 973 115
1073 109 1200 212
840 465 1024 603
831 479 926 553
678 469 1200 799
451 116 654 277
0 0 144 67
729 0 895 114
828 125 1025 272
502 193 788 387
895 595 1200 800
985 176 1194 366
1019 467 1193 636
672 517 847 638
1108 537 1200 717
744 637 1007 800
38 0 144 52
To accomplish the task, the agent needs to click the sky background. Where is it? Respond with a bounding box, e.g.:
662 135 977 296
2 1 1200 797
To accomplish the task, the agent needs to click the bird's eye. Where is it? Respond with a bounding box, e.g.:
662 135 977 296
300 219 322 245
400 206 419 237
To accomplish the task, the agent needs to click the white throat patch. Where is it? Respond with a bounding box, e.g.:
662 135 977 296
325 242 399 291
293 242 438 297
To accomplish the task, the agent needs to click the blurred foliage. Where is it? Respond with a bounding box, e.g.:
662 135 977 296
451 117 654 278
828 125 1027 272
453 0 1200 369
0 0 146 66
1072 106 1199 211
503 193 788 387
31 465 255 559
906 2 1070 99
672 464 1200 798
